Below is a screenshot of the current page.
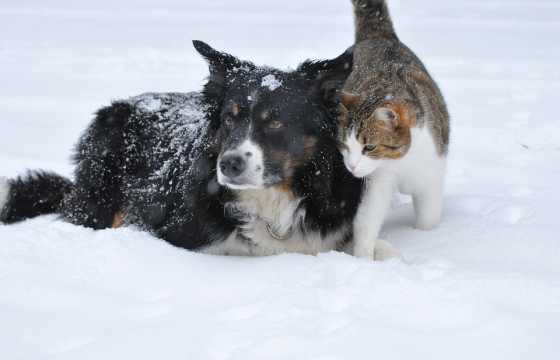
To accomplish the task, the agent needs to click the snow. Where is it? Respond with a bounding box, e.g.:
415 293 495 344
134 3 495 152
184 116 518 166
261 74 283 91
1 0 559 359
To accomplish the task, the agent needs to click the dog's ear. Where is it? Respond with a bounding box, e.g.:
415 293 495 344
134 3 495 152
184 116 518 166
193 40 253 98
298 46 354 107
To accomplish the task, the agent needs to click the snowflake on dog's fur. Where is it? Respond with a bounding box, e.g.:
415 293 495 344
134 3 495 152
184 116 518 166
261 74 283 91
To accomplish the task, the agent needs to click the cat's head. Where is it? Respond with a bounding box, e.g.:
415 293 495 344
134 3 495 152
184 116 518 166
337 92 415 178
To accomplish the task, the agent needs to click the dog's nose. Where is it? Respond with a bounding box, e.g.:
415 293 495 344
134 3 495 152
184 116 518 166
220 155 247 178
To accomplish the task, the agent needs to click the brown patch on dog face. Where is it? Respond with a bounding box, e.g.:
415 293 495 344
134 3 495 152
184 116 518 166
229 101 241 116
112 210 126 228
270 156 296 198
266 137 318 198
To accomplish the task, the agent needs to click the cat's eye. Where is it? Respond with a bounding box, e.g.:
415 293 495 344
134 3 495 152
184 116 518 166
269 121 284 130
385 145 403 150
363 144 377 152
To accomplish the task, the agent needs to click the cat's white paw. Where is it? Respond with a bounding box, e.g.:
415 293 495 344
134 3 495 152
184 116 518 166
415 216 440 231
374 239 402 261
353 239 401 261
0 177 10 218
353 241 376 260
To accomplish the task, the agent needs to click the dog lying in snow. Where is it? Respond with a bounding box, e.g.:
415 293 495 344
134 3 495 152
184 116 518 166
0 41 399 259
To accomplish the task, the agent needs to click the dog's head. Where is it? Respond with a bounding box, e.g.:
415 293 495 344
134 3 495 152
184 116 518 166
193 40 352 190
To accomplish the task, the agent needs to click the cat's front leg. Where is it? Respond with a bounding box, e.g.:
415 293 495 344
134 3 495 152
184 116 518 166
353 172 396 260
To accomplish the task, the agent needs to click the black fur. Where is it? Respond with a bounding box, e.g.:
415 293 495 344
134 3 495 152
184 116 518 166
57 102 133 229
1 172 73 223
1 42 363 253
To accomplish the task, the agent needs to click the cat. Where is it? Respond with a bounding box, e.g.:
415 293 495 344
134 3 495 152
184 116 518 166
338 0 450 259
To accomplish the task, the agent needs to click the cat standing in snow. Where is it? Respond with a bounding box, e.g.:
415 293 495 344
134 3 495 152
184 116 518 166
338 0 450 259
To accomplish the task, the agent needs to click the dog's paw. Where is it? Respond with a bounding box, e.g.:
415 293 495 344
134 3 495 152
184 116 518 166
374 239 402 261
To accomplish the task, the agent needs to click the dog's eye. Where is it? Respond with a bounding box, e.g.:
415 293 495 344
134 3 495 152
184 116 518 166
224 116 234 127
268 121 284 130
363 144 377 152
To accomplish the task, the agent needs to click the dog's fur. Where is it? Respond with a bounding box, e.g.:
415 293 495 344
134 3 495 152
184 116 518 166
0 41 365 256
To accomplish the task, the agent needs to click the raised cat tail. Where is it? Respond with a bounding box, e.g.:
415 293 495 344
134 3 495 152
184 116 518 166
351 0 396 42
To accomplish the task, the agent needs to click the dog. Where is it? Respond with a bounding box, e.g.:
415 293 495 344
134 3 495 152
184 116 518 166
0 41 368 256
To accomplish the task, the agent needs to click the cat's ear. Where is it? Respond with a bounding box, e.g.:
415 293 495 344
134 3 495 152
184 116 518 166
374 103 416 130
373 107 399 130
340 91 362 111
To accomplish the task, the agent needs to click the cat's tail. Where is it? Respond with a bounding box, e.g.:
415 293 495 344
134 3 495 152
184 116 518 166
351 0 396 42
0 171 73 224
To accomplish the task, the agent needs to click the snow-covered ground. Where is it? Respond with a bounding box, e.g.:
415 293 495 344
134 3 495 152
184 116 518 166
1 0 559 359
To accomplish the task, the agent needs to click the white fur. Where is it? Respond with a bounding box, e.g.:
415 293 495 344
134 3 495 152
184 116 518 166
201 187 348 256
0 177 10 218
343 129 385 178
217 139 266 190
212 130 352 256
235 187 303 238
343 126 446 260
374 239 402 261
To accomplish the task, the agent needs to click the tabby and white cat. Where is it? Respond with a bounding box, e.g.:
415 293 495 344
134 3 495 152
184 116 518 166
339 0 450 259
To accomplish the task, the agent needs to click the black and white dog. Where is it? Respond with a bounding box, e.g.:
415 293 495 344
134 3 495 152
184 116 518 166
0 41 372 256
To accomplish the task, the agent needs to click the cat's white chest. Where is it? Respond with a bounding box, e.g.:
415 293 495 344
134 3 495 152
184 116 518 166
389 127 446 195
353 126 447 260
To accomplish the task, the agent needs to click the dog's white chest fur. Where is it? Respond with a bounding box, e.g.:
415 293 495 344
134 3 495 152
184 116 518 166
201 188 347 256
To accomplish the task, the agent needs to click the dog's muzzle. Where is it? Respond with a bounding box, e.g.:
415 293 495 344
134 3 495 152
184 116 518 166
217 140 265 190
219 154 247 179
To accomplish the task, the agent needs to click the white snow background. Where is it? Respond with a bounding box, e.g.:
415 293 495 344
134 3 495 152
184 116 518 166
1 0 559 359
